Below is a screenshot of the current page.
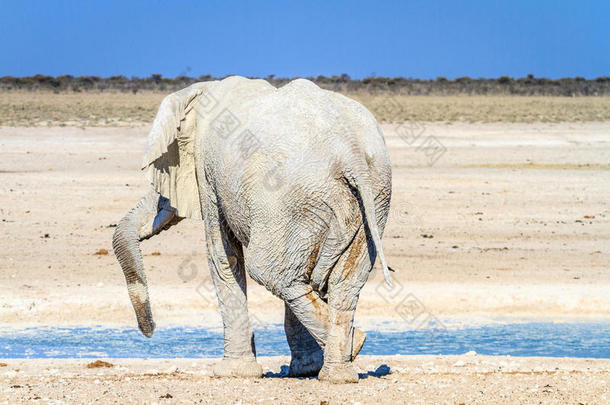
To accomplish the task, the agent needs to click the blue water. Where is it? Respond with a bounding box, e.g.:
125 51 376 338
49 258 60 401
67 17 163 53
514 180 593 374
0 323 608 359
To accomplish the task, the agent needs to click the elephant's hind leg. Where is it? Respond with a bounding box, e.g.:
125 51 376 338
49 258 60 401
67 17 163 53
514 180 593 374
318 226 373 384
284 303 324 377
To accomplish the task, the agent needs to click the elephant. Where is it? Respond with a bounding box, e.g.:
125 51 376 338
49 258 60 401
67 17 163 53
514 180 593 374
112 76 392 383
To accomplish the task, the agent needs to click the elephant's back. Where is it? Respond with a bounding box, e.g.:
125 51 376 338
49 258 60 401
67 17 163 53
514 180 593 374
205 78 391 245
211 77 391 198
204 77 388 169
252 79 391 189
243 78 389 166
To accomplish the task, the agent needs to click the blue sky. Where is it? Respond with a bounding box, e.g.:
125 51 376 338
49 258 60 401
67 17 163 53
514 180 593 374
1 0 608 79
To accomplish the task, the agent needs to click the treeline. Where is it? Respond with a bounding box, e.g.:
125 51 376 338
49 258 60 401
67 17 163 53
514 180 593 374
1 73 608 96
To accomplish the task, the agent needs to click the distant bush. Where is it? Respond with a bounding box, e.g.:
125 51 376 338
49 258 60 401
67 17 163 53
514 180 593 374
0 73 608 96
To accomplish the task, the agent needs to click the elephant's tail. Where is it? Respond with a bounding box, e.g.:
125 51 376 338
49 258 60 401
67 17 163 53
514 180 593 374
344 169 392 286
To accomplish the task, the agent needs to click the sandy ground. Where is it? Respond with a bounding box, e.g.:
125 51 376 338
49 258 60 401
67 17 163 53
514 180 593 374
1 355 609 404
1 121 609 403
1 122 609 329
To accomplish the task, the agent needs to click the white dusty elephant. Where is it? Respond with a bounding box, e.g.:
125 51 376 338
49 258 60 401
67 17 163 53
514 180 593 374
112 76 392 383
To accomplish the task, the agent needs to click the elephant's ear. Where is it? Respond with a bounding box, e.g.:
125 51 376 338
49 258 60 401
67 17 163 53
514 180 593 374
141 82 215 220
142 82 213 168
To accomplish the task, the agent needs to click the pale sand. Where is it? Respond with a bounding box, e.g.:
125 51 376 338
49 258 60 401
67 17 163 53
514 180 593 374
1 122 608 328
1 355 609 403
1 122 609 403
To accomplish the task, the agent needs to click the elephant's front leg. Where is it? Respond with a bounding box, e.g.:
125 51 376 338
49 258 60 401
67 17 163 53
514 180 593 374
205 210 262 378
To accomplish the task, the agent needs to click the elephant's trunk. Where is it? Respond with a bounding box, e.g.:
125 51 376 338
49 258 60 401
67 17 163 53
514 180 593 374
112 196 156 337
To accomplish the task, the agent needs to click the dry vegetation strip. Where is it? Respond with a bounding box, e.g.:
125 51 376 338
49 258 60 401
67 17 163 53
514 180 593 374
350 94 610 123
1 91 609 126
0 91 162 127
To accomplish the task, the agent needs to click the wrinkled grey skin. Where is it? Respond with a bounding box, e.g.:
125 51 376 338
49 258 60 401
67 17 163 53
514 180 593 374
113 77 392 383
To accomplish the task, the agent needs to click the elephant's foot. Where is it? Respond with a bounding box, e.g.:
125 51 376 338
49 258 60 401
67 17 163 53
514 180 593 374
351 328 367 360
288 328 366 376
318 362 359 384
289 350 324 377
213 357 263 378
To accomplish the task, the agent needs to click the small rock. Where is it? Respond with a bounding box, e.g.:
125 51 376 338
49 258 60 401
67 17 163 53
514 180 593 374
87 360 114 369
159 393 173 399
453 360 466 367
93 248 109 255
